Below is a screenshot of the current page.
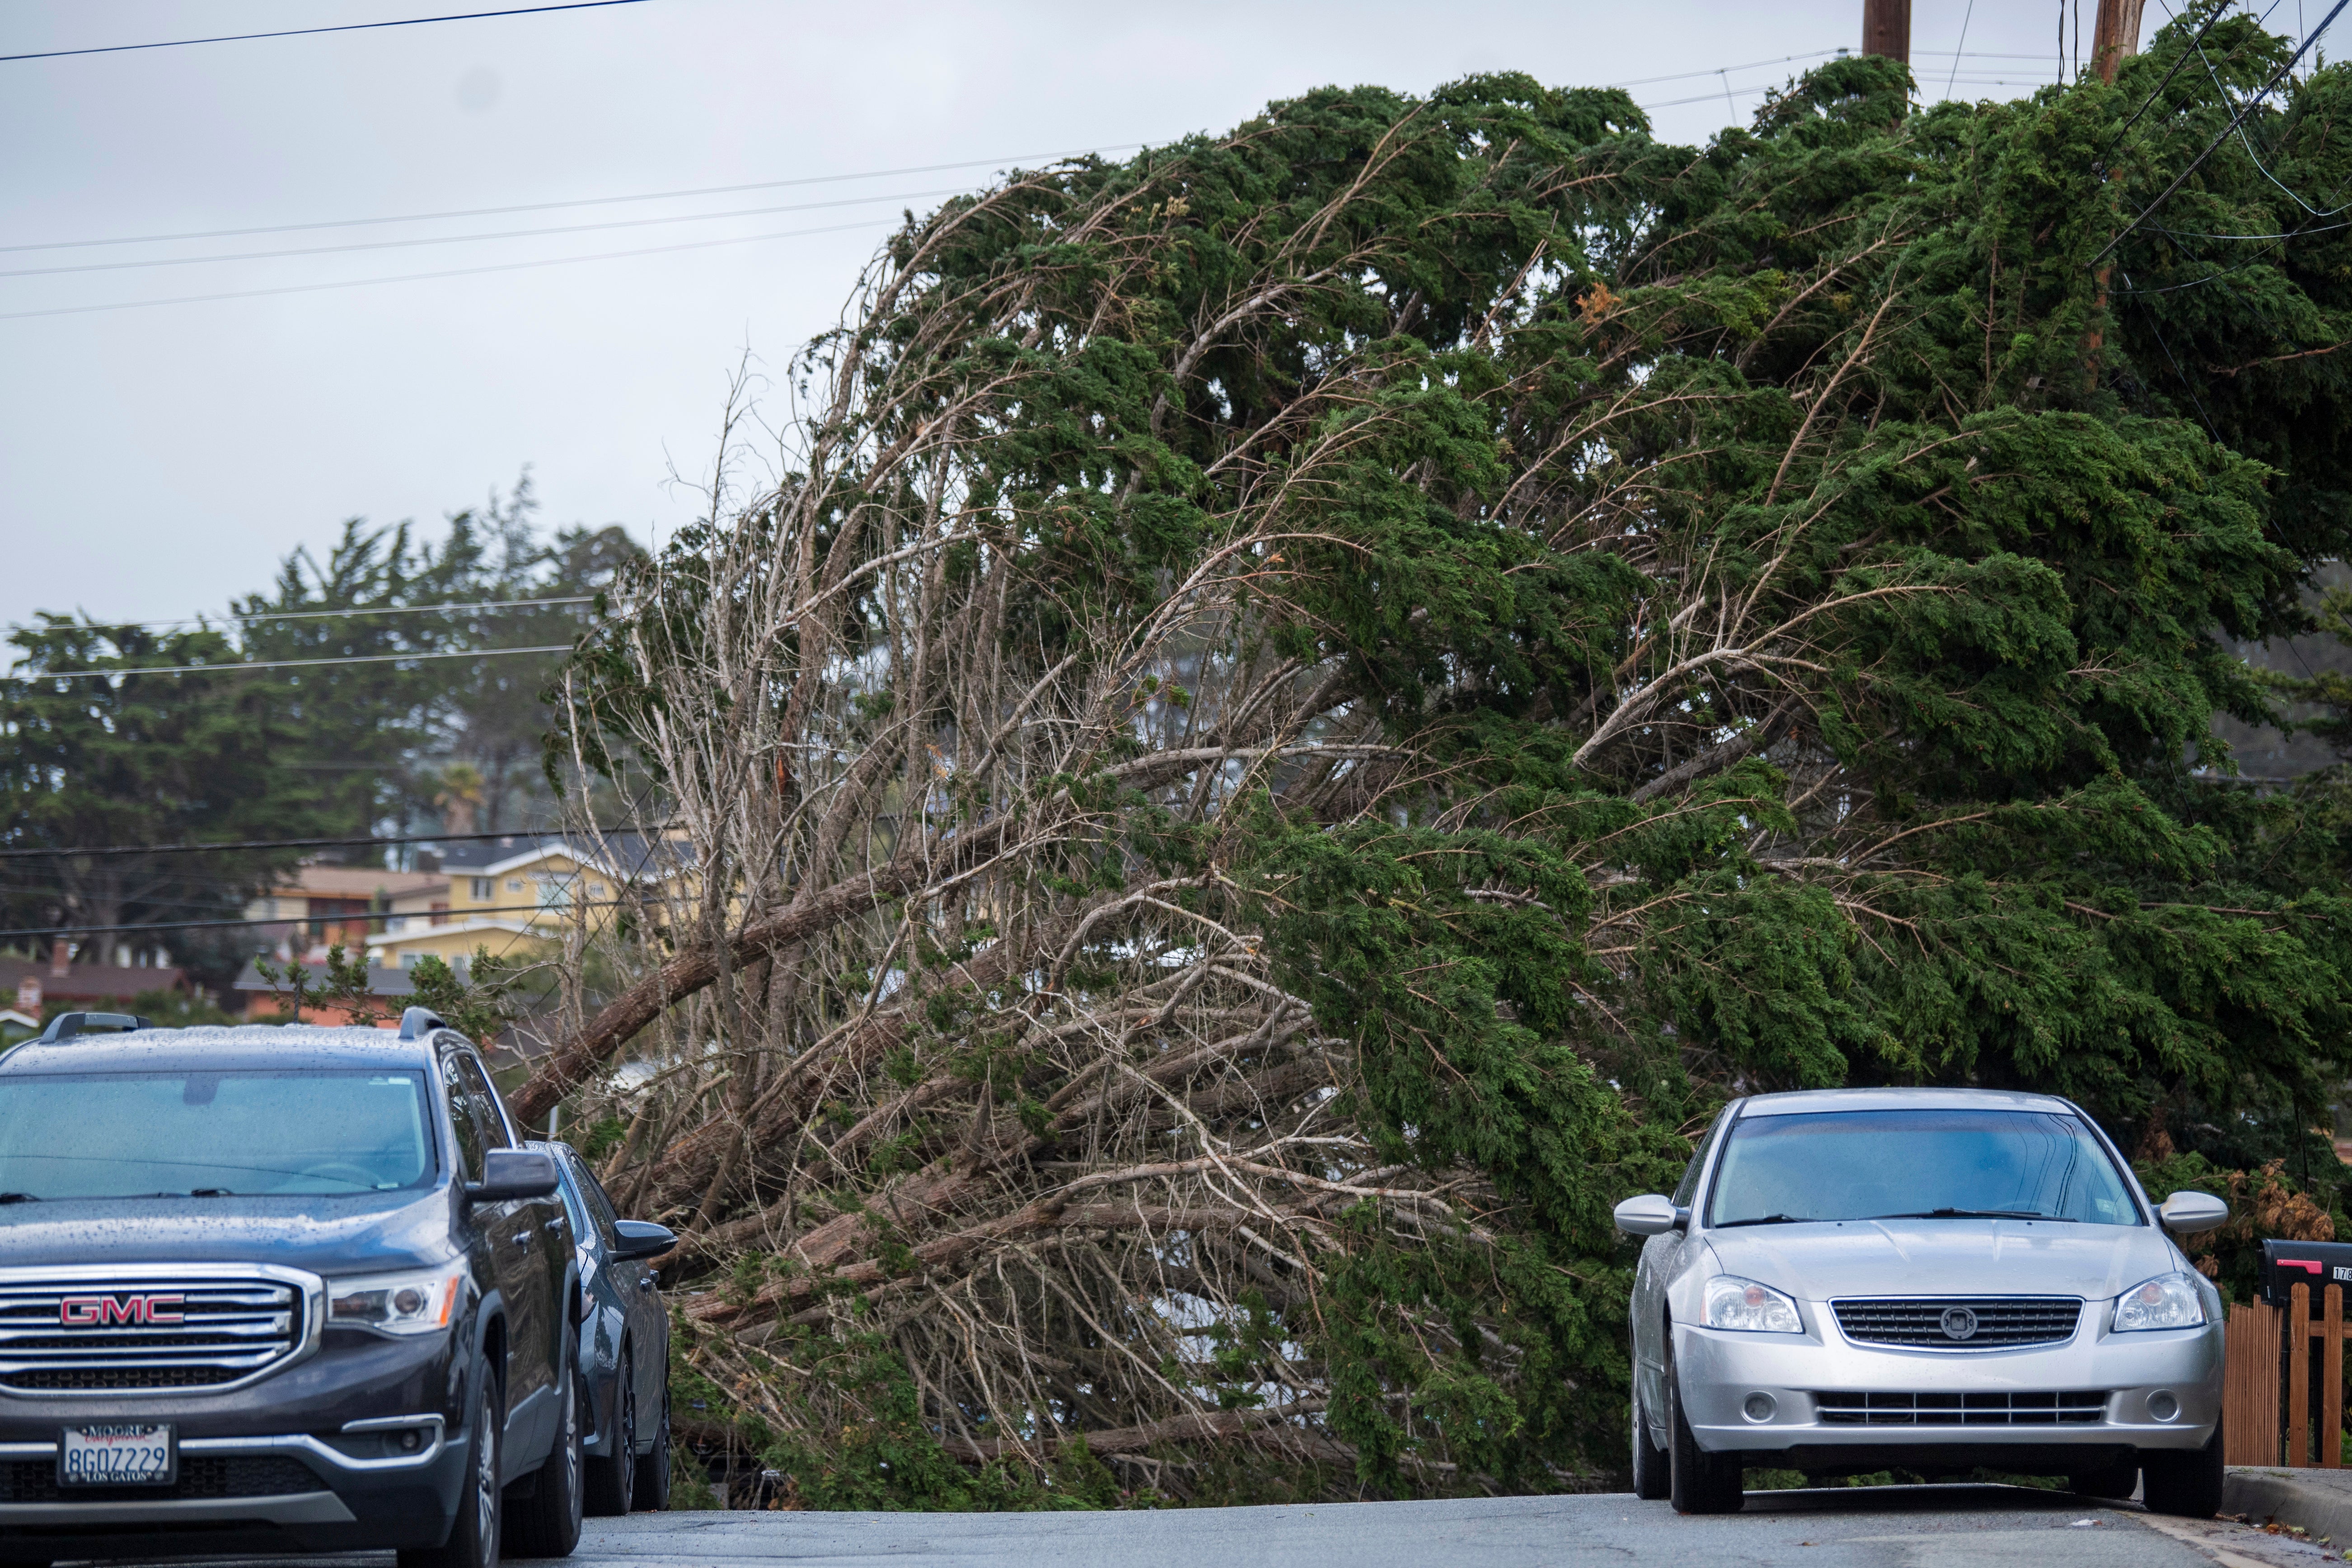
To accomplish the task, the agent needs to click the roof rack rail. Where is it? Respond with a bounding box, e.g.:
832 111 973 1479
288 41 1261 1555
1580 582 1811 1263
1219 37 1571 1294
398 1006 450 1041
36 1011 152 1043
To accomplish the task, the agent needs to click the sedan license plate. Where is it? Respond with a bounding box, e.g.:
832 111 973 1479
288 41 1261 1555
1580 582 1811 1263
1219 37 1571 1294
60 1423 175 1486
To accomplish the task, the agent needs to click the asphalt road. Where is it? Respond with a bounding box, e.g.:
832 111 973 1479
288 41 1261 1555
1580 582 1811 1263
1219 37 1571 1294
67 1486 2352 1568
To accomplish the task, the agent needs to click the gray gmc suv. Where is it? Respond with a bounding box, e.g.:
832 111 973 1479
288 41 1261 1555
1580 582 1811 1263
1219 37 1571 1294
0 1009 594 1567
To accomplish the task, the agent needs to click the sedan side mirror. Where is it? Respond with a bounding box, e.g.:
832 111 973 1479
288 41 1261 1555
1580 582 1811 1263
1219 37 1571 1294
613 1218 678 1261
469 1148 560 1202
2159 1189 2230 1236
1614 1194 1685 1237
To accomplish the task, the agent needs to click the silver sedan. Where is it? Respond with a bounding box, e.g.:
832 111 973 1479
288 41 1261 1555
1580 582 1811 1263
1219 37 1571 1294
1614 1087 2230 1516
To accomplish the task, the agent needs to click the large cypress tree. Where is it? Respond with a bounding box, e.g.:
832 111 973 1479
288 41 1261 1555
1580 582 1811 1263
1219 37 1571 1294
540 0 2352 1495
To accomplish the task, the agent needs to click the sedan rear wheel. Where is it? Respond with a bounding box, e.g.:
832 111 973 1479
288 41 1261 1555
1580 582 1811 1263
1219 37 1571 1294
1667 1357 1745 1515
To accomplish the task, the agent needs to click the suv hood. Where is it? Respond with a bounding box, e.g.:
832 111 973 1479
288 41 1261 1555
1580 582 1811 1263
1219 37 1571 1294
1705 1218 2182 1303
0 1188 459 1275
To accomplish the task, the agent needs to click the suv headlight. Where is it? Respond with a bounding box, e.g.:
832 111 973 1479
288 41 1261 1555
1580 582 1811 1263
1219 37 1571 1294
2113 1272 2206 1332
1705 1274 1804 1333
328 1264 467 1336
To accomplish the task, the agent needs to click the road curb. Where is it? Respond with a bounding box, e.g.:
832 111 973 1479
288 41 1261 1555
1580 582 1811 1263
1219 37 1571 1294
2224 1465 2352 1545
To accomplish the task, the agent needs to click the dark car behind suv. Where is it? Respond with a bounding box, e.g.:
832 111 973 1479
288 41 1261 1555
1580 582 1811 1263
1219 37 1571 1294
0 1009 586 1567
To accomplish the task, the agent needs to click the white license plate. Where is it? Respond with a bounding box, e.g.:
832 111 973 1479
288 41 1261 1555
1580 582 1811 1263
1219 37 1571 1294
60 1423 175 1486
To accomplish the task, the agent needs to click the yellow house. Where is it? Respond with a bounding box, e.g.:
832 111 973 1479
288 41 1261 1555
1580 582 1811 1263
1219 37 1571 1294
370 833 665 969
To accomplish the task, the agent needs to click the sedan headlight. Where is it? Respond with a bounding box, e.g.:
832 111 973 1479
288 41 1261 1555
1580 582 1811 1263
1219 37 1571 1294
328 1263 467 1336
1705 1274 1804 1333
2113 1272 2206 1332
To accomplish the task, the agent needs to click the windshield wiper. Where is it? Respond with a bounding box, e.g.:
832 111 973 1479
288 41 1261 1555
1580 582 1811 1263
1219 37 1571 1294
0 1192 37 1204
1869 1207 2074 1222
1715 1213 1811 1227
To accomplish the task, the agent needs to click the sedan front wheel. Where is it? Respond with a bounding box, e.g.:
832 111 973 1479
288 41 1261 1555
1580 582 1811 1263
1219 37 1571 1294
1667 1358 1744 1515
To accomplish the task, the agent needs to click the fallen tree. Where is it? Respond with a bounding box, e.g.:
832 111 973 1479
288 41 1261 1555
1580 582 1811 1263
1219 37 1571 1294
505 9 2352 1504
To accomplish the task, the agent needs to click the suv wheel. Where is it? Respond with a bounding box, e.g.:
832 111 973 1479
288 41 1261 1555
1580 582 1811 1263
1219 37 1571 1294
1631 1385 1669 1501
1667 1357 1744 1515
633 1384 672 1512
584 1347 637 1517
398 1373 500 1568
506 1357 585 1556
2141 1416 2224 1518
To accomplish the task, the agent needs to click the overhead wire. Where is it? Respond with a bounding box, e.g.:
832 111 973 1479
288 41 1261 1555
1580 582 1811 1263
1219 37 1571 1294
0 187 973 281
6 644 576 681
0 899 630 941
0 1 649 64
0 216 885 323
98 596 595 633
0 147 1149 256
2091 0 2352 266
0 825 674 861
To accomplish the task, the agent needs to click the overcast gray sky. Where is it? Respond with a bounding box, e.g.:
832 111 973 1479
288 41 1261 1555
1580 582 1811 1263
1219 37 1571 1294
1 0 2182 633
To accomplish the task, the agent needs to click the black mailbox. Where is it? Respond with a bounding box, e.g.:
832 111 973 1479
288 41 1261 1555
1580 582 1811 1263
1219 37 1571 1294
2260 1238 2352 1306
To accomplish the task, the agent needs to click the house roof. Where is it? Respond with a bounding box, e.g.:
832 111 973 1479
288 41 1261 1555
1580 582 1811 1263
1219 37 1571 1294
435 832 688 880
261 865 450 901
0 958 185 1001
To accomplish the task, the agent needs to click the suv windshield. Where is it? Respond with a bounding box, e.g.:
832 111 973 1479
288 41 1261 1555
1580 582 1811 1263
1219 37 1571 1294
0 1070 435 1198
1705 1107 2140 1227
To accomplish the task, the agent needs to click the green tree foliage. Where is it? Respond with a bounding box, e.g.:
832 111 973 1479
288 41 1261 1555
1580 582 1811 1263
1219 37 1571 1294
550 4 2352 1497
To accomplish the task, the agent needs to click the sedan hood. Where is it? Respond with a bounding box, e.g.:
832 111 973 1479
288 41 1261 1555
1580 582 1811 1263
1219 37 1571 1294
1704 1218 2180 1303
0 1187 459 1275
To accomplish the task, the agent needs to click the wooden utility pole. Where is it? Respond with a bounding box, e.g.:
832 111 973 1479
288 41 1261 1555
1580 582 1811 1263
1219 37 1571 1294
1861 0 1912 64
2092 0 2147 83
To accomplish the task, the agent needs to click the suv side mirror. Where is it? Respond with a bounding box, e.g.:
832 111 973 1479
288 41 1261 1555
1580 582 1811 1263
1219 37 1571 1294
2159 1189 2230 1235
469 1148 560 1202
612 1219 677 1262
1614 1194 1685 1236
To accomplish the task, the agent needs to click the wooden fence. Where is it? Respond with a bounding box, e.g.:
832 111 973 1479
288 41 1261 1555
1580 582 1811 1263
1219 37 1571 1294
2223 1281 2347 1466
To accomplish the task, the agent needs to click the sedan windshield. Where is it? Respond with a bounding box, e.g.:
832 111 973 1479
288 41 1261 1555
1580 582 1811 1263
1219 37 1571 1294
1705 1108 2139 1227
0 1070 435 1198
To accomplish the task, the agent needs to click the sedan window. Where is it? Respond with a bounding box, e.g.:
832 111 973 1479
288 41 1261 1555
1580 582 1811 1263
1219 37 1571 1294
1706 1108 2141 1228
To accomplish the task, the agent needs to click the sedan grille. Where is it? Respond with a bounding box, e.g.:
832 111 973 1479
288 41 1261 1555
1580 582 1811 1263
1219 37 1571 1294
1832 1296 2083 1349
0 1276 304 1394
1815 1390 2108 1425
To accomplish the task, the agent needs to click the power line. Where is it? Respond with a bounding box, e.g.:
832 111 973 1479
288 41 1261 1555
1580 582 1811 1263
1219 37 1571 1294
1608 50 1841 89
6 644 574 682
0 217 884 323
2091 0 2352 267
0 148 1148 256
0 187 967 282
52 596 594 635
0 825 673 861
0 1 648 64
0 899 630 941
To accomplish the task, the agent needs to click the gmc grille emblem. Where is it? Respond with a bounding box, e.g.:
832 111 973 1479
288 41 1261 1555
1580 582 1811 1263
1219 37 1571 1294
59 1293 184 1327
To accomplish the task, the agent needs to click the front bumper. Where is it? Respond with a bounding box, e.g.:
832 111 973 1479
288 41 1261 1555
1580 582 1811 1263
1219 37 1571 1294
0 1329 471 1557
1674 1308 2223 1470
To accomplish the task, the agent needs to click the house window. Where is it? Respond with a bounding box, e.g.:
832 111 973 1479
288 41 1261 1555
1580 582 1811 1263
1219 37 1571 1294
537 874 575 911
470 878 493 901
506 879 525 894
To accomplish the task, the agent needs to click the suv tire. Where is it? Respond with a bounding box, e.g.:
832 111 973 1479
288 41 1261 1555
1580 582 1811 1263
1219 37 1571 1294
584 1346 637 1517
506 1356 585 1557
634 1385 672 1512
1631 1386 1669 1500
2141 1417 2224 1519
1667 1358 1744 1515
398 1373 500 1568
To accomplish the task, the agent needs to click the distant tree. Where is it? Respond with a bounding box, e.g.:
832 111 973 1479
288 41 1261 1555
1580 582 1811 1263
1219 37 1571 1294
0 620 328 979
